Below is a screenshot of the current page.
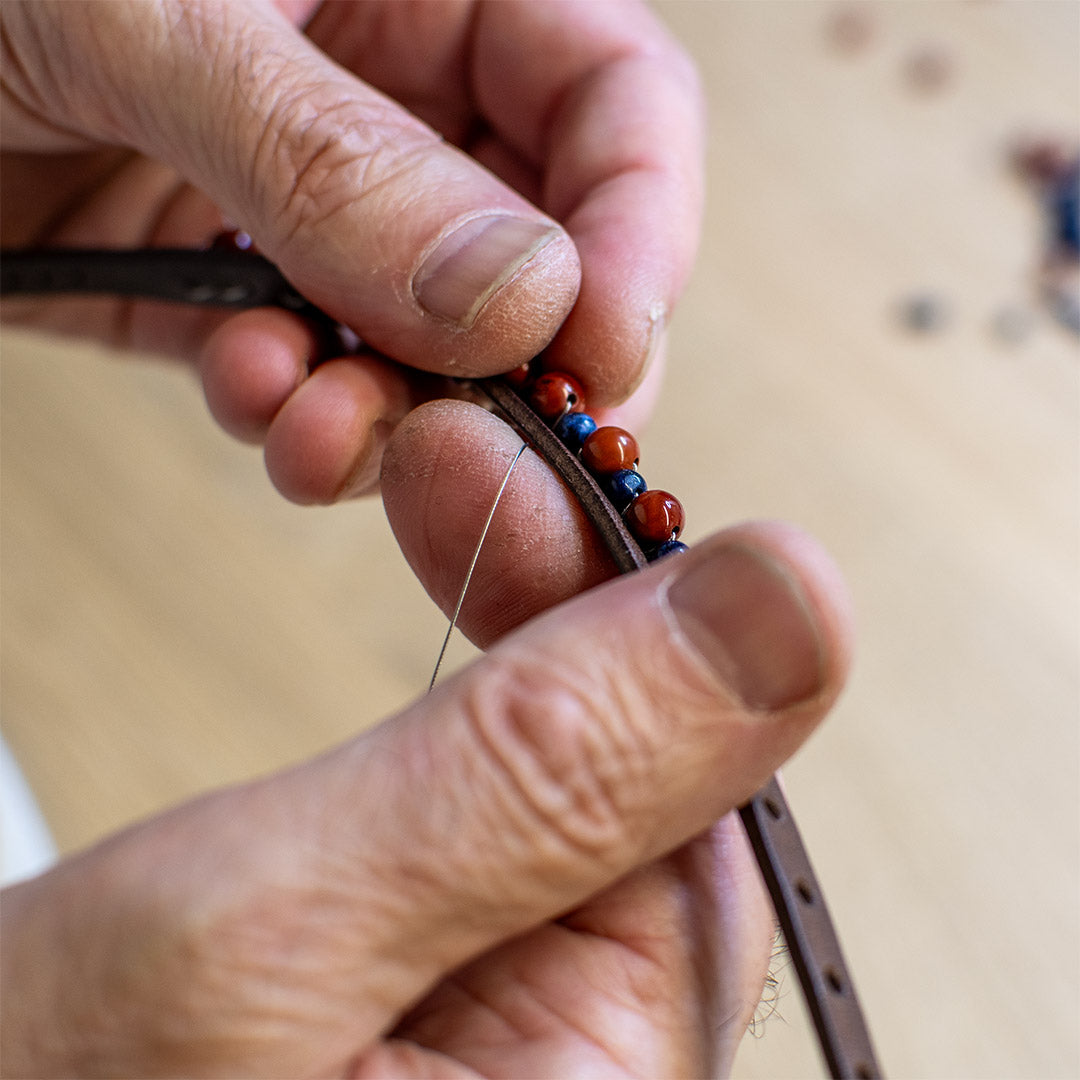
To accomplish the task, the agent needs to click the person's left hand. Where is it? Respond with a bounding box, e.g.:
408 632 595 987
1 0 703 503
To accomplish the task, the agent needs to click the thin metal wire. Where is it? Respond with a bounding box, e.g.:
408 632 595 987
427 441 527 693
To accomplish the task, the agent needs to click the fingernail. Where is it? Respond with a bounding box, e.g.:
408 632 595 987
667 543 826 710
413 216 561 327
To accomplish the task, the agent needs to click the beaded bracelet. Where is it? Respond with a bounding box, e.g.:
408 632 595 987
475 366 688 574
0 244 883 1079
523 367 688 558
474 364 880 1080
477 367 881 1080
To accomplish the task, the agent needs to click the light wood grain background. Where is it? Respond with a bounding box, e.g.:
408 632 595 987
2 3 1077 1077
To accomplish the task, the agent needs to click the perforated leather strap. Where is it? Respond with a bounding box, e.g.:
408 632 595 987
1 247 883 1078
739 777 881 1078
476 377 882 1080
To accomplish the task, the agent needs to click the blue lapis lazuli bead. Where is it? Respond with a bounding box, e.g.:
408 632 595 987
553 411 597 452
650 539 690 561
603 468 647 512
1052 164 1079 255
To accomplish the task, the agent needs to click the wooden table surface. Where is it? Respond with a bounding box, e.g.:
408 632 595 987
2 3 1077 1077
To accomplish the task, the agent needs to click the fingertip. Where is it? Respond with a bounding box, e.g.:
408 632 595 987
264 357 414 505
448 224 580 376
381 399 617 643
255 134 582 380
537 37 704 407
664 524 852 725
360 218 582 378
718 520 856 694
588 332 668 431
200 310 315 443
542 237 673 409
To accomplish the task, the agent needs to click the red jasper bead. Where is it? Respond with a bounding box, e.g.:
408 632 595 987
503 362 534 389
581 426 640 473
627 489 685 545
529 372 585 420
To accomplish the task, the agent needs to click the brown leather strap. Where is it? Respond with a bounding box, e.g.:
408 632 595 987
475 378 647 575
1 248 883 1078
740 778 881 1078
475 376 883 1080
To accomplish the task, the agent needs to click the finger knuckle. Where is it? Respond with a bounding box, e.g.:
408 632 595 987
460 649 663 871
251 82 435 247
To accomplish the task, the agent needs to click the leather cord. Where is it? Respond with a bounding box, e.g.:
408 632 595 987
0 246 883 1078
0 248 330 323
475 378 648 575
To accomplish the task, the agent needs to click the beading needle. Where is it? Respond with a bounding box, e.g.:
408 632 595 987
427 441 527 693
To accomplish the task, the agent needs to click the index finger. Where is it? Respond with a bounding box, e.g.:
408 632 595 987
308 0 704 406
471 0 706 405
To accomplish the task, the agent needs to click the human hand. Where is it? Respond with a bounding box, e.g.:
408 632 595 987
1 482 852 1077
0 0 703 503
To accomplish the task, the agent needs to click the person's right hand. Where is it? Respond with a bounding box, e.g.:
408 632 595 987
2 496 852 1078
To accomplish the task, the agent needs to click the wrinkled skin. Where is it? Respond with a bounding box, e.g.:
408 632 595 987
2 0 703 500
1 4 854 1077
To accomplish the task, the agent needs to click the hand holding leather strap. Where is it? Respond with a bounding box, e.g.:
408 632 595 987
0 246 884 1078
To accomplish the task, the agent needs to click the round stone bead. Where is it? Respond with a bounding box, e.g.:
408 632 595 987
602 468 647 512
554 411 597 453
581 426 640 474
627 489 685 545
1052 163 1079 255
650 539 690 561
212 228 256 253
529 372 585 420
503 362 534 389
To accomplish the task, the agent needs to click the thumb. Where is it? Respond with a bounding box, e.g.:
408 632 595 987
0 525 851 1078
277 522 852 1045
4 0 579 374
